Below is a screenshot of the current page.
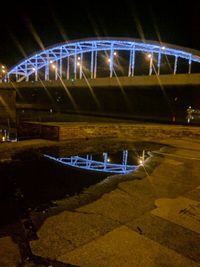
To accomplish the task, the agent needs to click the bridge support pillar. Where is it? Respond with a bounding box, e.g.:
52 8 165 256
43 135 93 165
59 58 62 79
80 53 83 79
35 56 38 81
91 50 94 79
74 46 77 80
149 53 153 76
174 56 178 74
122 150 128 172
67 57 70 80
157 52 161 75
128 47 135 77
94 51 97 79
103 152 108 170
45 64 49 81
109 47 114 78
188 58 192 74
55 61 58 80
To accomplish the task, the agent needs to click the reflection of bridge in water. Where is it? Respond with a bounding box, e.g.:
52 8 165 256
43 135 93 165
44 150 146 174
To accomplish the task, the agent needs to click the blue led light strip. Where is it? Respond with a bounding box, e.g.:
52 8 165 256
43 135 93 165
5 38 200 82
44 154 138 174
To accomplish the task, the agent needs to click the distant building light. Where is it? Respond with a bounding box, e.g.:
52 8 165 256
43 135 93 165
108 58 111 63
161 46 166 50
114 52 117 56
78 56 81 60
50 60 53 63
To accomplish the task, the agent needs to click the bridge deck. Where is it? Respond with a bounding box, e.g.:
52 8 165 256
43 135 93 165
1 74 200 89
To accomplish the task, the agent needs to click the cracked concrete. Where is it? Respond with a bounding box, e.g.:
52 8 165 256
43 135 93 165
28 138 200 266
2 137 200 266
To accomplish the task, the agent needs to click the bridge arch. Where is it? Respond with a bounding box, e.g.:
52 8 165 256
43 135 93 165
5 37 200 82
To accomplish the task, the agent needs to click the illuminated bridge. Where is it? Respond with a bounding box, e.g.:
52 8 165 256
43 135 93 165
2 38 200 124
4 37 200 82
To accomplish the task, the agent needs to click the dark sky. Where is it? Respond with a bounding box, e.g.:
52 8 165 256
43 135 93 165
1 0 200 68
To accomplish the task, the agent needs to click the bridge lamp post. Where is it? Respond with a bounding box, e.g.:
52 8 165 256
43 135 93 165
108 51 117 78
77 61 83 79
51 64 58 80
77 56 83 79
147 54 153 76
31 67 38 81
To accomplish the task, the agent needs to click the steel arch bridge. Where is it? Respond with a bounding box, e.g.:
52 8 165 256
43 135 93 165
5 37 200 83
44 150 142 174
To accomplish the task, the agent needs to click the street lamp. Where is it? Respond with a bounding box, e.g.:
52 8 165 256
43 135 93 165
0 64 7 82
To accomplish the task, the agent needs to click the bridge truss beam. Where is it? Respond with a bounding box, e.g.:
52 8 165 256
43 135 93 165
4 38 200 83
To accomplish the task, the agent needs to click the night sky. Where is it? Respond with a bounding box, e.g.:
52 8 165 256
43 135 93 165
1 0 200 68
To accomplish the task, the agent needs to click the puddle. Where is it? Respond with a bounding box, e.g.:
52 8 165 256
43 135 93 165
0 141 163 226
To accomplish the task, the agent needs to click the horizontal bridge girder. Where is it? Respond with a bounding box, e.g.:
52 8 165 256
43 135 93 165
3 74 200 89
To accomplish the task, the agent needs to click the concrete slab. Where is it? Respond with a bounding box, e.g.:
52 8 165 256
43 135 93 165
143 157 200 198
58 226 200 267
127 213 200 262
0 236 21 267
151 197 200 234
77 188 155 223
184 186 200 202
30 210 119 259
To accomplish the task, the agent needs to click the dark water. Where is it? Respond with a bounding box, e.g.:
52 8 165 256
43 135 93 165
16 85 200 125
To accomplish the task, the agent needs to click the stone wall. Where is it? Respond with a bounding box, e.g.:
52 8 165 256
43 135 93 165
0 88 16 126
19 122 200 141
